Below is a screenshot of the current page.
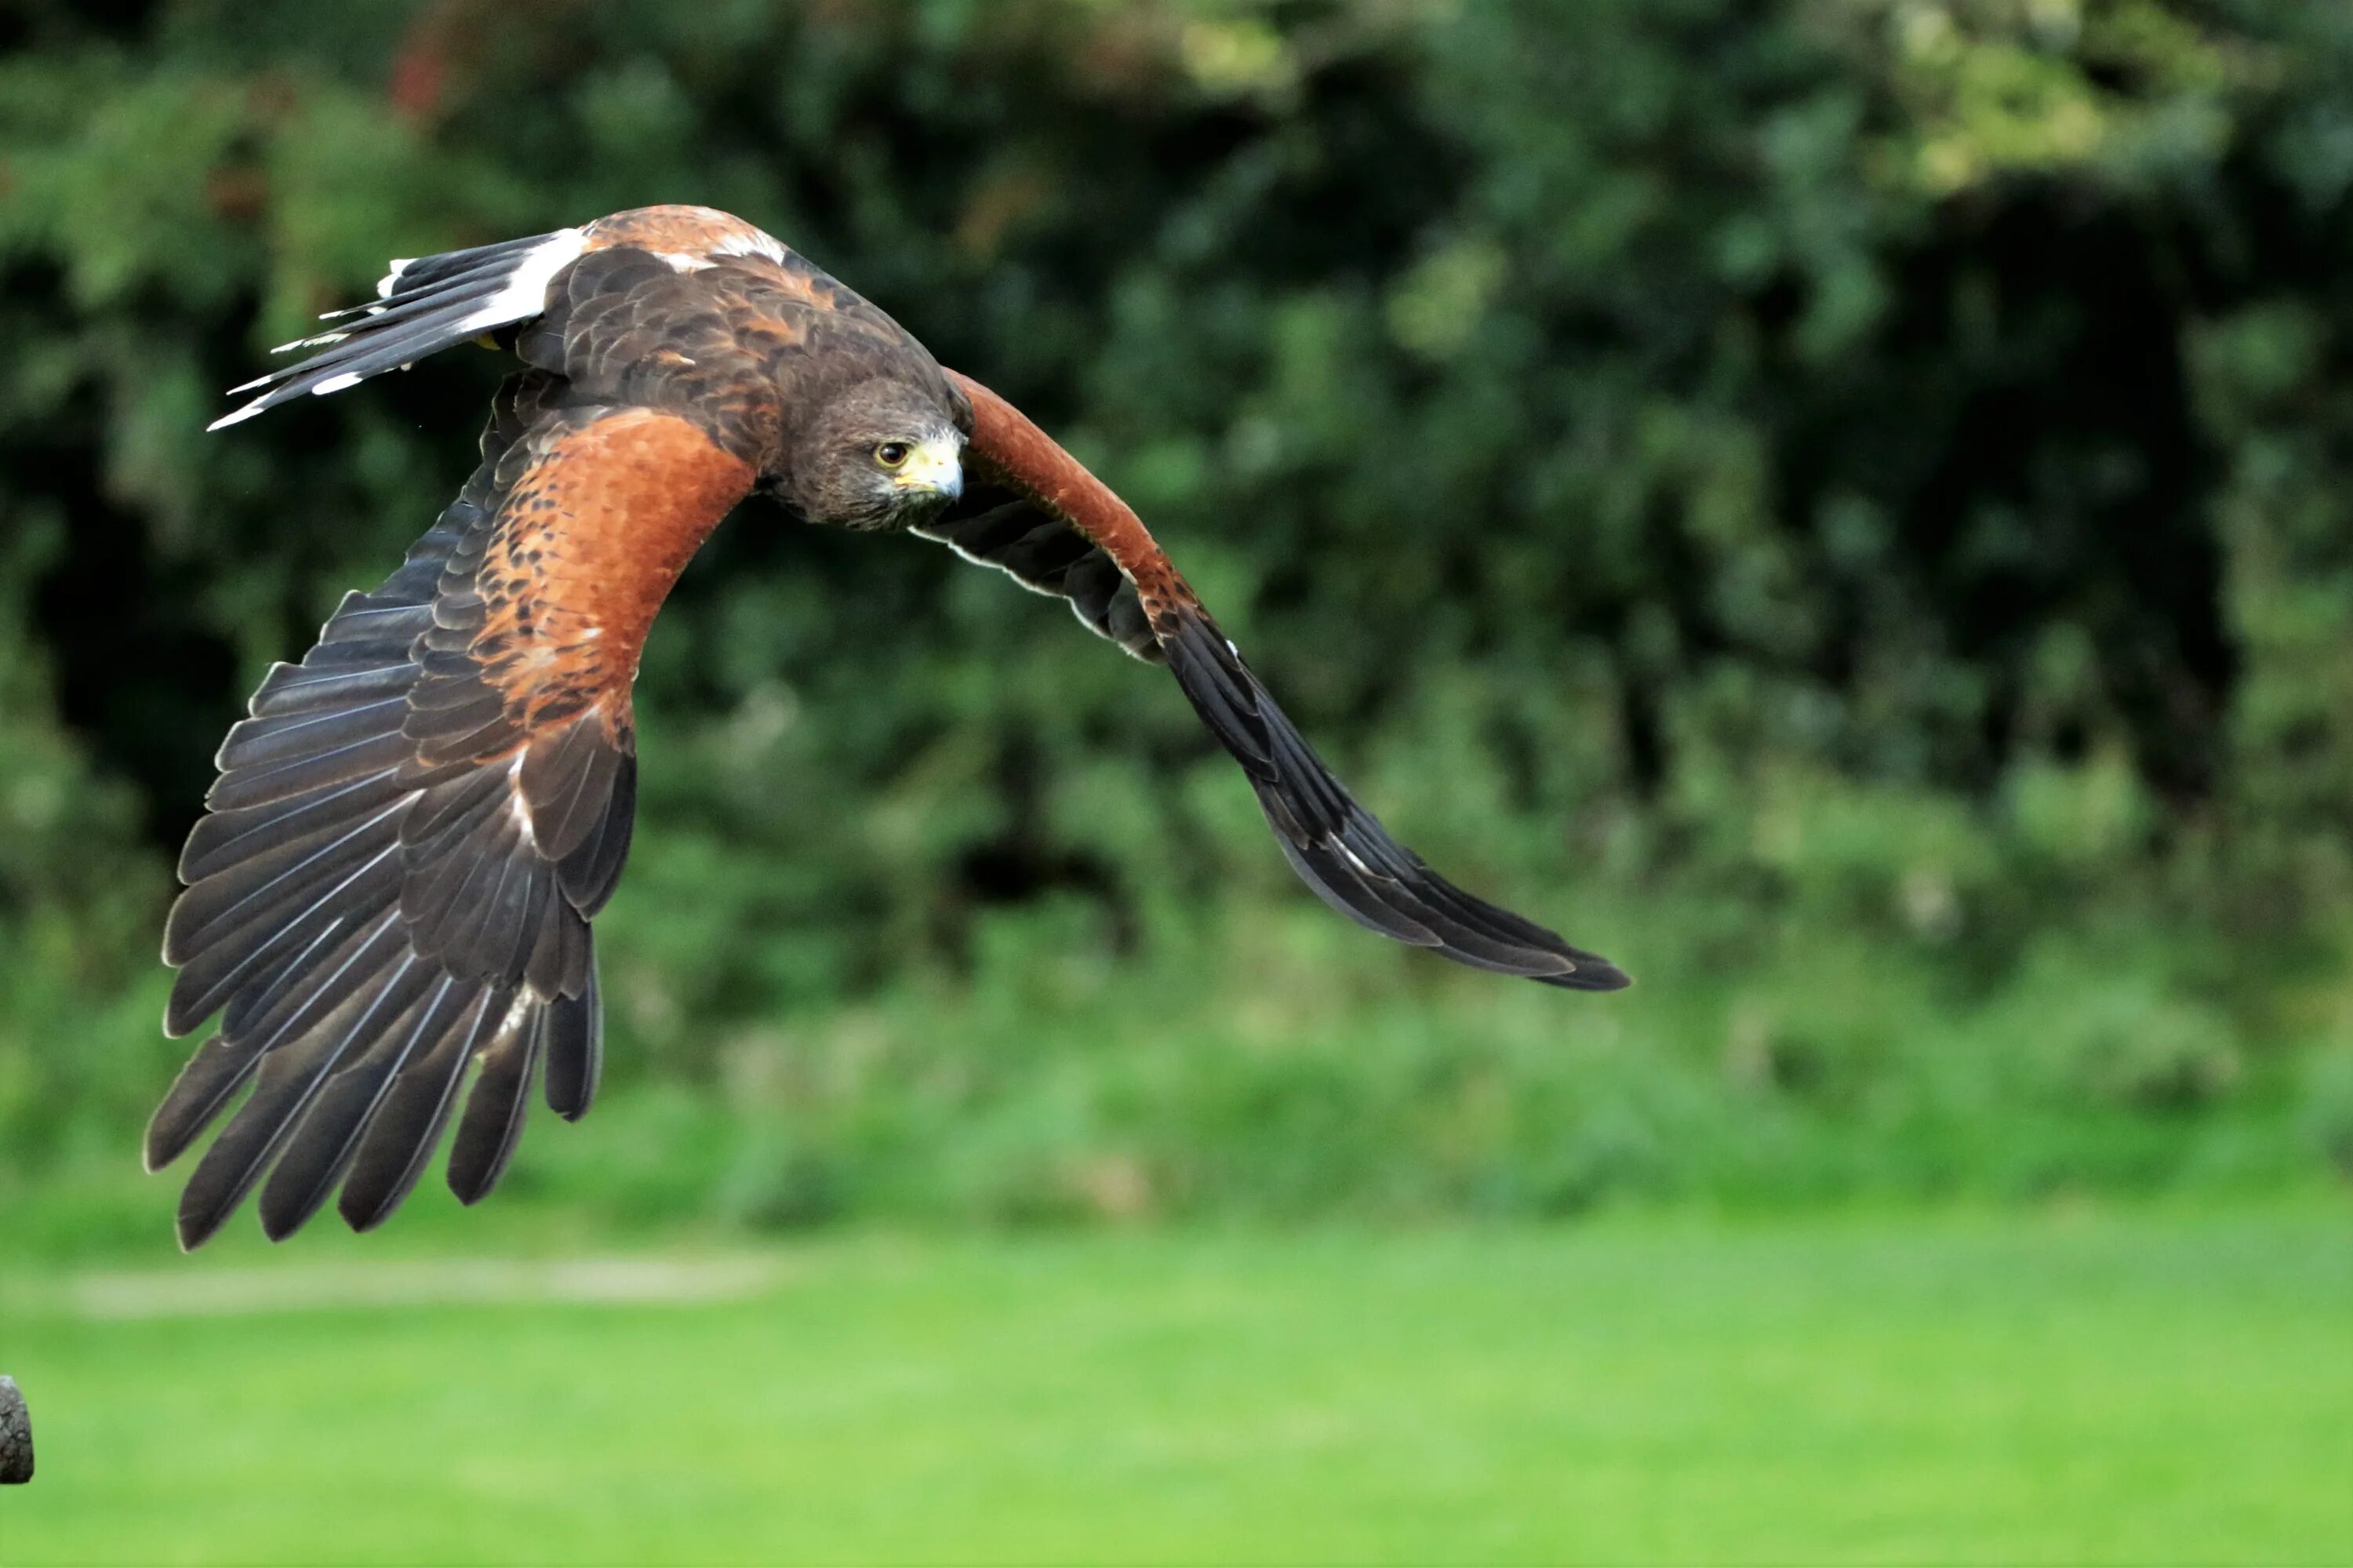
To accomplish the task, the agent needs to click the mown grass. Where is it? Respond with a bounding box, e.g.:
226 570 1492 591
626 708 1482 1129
3 1203 2347 1566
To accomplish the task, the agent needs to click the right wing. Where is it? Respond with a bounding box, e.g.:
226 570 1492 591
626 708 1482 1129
929 371 1630 992
155 377 757 1247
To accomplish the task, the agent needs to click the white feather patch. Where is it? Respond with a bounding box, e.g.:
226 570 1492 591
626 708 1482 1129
507 753 537 853
452 228 589 336
712 229 787 264
212 229 590 432
205 403 267 432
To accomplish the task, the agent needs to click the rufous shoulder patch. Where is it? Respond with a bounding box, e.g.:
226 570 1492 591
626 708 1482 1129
473 409 756 736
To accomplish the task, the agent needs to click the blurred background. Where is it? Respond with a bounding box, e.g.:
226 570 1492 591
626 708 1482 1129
1 1 2348 1563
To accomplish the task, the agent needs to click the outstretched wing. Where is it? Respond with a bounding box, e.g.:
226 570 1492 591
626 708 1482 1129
156 376 756 1247
176 206 938 1247
929 372 1629 991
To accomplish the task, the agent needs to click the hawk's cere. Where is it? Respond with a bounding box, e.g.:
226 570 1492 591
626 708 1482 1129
155 206 1629 1250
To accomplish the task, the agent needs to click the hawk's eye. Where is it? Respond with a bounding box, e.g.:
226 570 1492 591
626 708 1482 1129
874 442 911 470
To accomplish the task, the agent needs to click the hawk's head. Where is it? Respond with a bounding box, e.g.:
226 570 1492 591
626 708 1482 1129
780 373 963 531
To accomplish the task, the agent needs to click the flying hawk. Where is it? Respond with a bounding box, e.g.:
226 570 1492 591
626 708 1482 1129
154 205 1628 1250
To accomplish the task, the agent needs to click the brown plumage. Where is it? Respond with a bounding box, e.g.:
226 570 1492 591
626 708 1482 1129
159 205 1627 1250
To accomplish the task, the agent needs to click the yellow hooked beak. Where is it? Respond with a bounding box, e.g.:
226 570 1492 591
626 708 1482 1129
890 437 963 500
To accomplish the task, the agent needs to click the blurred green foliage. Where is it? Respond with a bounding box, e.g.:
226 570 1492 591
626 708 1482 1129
1 0 2348 1231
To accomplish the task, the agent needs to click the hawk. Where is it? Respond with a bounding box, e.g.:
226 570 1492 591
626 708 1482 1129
155 206 1628 1250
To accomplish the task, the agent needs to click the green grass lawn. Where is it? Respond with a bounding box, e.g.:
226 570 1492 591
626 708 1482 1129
2 1206 2348 1566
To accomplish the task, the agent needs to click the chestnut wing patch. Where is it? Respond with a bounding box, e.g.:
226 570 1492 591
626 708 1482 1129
154 387 755 1248
934 370 1631 992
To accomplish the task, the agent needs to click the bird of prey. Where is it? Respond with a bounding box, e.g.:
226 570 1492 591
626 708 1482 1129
154 205 1627 1250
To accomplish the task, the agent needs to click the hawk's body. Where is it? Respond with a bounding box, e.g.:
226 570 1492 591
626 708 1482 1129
158 206 1627 1249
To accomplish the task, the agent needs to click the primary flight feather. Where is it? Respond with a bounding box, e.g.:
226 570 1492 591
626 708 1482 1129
156 205 1627 1250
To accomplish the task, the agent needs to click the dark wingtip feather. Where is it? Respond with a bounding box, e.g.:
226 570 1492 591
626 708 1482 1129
543 963 602 1121
175 1201 218 1253
146 1035 264 1174
1158 603 1631 991
446 1002 546 1205
336 987 501 1234
1530 954 1633 991
255 975 456 1242
176 1162 251 1251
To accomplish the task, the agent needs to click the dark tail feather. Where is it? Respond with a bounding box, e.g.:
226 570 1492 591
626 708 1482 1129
209 229 585 429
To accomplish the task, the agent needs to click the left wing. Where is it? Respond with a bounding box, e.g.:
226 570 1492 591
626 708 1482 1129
926 372 1629 991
